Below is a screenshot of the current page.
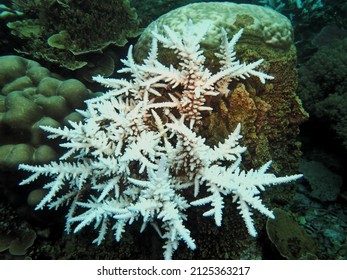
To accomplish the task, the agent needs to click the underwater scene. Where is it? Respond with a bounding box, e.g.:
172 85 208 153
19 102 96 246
0 0 346 260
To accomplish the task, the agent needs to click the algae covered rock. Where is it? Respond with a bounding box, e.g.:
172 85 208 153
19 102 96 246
266 208 317 259
0 55 96 169
299 160 342 202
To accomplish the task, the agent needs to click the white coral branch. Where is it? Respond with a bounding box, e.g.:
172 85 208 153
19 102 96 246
18 19 302 260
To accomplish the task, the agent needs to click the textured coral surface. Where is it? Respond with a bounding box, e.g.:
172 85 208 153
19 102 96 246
0 55 96 169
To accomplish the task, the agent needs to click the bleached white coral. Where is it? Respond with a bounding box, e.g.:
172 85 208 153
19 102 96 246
142 19 273 128
19 20 301 259
126 157 195 260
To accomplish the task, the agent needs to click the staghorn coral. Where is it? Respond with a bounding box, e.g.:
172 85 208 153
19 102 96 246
134 2 308 176
19 20 302 259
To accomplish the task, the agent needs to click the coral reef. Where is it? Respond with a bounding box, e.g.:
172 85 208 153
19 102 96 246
289 182 347 259
299 159 342 202
134 2 308 176
130 0 198 27
6 0 140 79
266 208 317 259
19 19 302 259
135 2 294 55
258 0 324 17
0 2 24 54
0 196 38 259
0 228 36 256
0 55 97 169
298 38 347 149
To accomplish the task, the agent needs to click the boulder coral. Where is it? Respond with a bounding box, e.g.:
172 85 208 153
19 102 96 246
0 55 97 169
134 2 308 176
128 2 308 259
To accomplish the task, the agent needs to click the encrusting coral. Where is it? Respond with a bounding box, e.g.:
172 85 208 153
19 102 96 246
7 0 140 78
19 20 302 259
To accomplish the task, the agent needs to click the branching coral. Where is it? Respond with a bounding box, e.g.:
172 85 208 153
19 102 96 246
19 20 302 259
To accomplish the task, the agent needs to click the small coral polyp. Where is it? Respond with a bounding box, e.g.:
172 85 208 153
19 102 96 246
19 20 302 259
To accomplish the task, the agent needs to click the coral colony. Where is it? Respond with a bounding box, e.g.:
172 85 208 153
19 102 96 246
19 20 302 259
259 0 324 13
